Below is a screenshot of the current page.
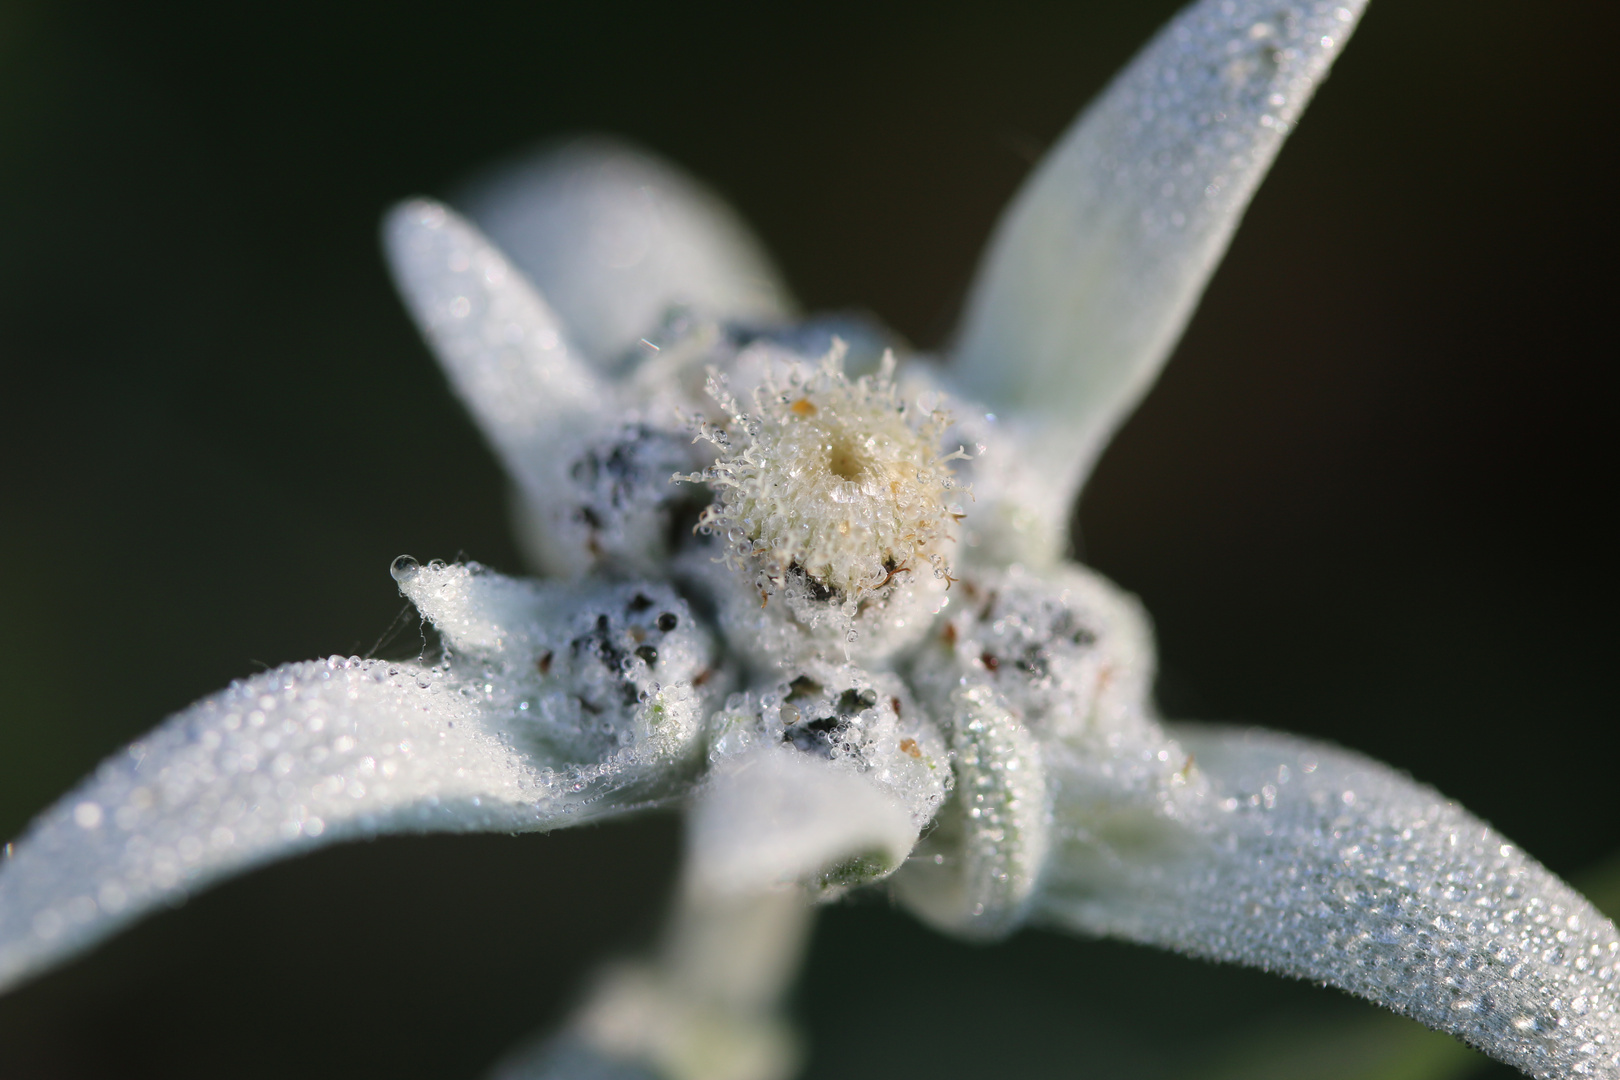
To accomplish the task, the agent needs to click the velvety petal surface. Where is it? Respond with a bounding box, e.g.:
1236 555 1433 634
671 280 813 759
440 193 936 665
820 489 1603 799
0 657 571 996
1037 723 1620 1079
686 748 920 900
952 0 1368 493
459 138 795 368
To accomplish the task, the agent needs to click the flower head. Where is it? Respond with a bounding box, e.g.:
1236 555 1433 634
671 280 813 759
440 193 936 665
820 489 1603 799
680 345 967 660
2 2 1616 1079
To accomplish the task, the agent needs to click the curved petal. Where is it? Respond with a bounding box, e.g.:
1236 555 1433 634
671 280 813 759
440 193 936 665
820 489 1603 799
951 0 1368 495
893 562 1168 939
687 749 920 900
459 137 796 367
0 657 560 995
1036 724 1620 1080
383 199 616 577
889 682 1049 940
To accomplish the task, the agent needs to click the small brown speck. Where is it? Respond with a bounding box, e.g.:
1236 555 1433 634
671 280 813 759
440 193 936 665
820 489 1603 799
980 651 999 672
537 650 553 676
790 398 818 416
899 738 921 759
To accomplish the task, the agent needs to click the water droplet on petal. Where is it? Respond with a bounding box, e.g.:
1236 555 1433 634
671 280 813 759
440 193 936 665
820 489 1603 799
390 554 420 582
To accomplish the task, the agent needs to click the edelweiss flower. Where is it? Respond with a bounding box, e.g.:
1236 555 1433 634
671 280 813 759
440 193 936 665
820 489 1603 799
2 1 1615 1078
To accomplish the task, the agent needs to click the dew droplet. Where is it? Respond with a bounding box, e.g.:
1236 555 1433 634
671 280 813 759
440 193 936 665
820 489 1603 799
390 554 420 582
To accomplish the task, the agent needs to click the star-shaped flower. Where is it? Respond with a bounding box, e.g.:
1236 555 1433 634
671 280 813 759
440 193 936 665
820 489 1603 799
2 2 1615 1079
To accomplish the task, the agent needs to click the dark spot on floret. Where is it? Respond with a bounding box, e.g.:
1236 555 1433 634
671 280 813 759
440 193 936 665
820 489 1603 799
657 612 678 632
537 650 553 676
572 616 628 673
890 696 902 718
1072 627 1097 647
573 424 684 512
577 505 604 530
577 697 603 716
787 675 821 701
628 593 655 613
781 704 849 756
1014 645 1049 680
788 561 837 603
837 688 879 715
635 645 658 666
980 651 1000 672
622 683 641 707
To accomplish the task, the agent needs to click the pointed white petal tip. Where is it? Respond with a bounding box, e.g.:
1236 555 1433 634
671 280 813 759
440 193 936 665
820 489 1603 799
459 137 796 366
382 196 609 494
1039 724 1620 1080
954 0 1369 494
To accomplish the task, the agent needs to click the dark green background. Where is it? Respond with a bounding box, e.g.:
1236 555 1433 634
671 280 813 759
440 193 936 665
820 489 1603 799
0 1 1612 1077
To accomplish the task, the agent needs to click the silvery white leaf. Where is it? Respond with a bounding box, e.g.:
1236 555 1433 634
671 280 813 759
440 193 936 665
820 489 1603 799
460 138 795 368
952 0 1368 496
383 199 616 576
0 657 571 996
1037 723 1620 1080
0 561 718 998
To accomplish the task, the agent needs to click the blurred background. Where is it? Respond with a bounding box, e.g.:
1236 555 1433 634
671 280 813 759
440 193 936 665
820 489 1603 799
0 1 1613 1077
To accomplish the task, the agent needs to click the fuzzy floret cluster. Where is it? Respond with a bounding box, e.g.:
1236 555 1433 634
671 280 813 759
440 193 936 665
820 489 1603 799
680 346 967 615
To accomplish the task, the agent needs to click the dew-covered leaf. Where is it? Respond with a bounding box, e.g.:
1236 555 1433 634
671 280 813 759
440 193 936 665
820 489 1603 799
0 657 559 995
0 563 718 997
1037 723 1620 1080
459 137 795 368
951 0 1368 496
